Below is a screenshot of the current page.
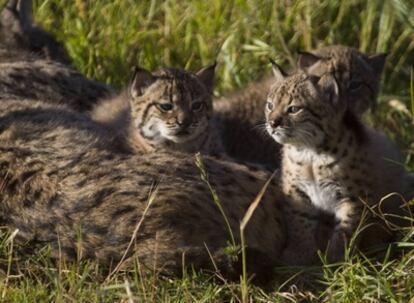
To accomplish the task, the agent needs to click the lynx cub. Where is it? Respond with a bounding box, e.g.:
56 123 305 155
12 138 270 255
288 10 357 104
265 64 406 260
297 45 387 115
213 45 387 167
92 66 225 156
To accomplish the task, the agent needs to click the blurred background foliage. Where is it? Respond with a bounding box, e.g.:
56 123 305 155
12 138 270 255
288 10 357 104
32 0 413 96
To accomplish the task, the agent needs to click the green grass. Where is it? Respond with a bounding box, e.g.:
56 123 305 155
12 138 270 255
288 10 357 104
0 0 413 301
33 0 414 95
1 231 414 302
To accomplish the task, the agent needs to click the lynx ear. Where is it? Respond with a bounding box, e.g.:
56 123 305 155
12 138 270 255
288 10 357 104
196 63 216 93
297 51 323 70
1 0 33 29
269 58 287 83
1 0 20 29
129 67 155 99
317 73 339 104
17 0 34 30
366 53 387 75
4 0 18 10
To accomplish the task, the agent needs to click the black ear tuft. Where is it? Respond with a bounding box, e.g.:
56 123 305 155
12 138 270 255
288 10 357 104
1 0 33 29
1 0 21 30
269 58 287 82
5 0 18 11
18 0 34 30
129 67 155 99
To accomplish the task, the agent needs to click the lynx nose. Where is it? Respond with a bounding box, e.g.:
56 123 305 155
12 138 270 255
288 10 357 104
270 117 283 128
176 115 191 128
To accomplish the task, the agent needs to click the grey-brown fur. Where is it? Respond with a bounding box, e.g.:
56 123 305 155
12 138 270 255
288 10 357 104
0 1 288 277
0 60 114 111
0 96 330 277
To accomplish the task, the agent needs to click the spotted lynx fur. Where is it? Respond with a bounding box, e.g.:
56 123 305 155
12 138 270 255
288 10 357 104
214 45 387 167
0 96 335 277
92 66 225 156
265 64 408 260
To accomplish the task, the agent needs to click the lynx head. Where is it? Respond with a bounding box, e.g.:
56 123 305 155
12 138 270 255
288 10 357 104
297 45 386 115
129 65 215 145
265 62 342 149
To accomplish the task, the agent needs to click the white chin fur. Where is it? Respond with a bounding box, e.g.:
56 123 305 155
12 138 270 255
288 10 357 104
272 133 290 145
267 126 290 145
160 124 206 143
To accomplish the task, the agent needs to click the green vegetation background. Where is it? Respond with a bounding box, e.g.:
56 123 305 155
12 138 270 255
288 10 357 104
35 0 414 93
0 0 413 302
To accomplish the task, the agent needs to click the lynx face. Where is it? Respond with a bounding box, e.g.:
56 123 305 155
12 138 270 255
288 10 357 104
298 45 386 114
265 69 341 149
129 66 215 145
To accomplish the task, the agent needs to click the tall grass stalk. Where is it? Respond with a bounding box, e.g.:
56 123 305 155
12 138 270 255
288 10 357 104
411 68 414 116
239 171 276 303
105 184 158 282
195 153 236 248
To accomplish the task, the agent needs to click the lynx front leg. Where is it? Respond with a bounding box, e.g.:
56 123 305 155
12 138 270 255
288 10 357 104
327 199 363 262
280 203 334 266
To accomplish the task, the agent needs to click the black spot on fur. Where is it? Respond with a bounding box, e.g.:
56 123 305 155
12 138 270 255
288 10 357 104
112 205 137 219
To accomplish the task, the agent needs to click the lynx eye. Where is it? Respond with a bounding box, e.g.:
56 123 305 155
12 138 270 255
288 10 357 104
266 101 274 111
191 101 204 112
286 106 301 114
348 81 363 91
158 103 174 112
